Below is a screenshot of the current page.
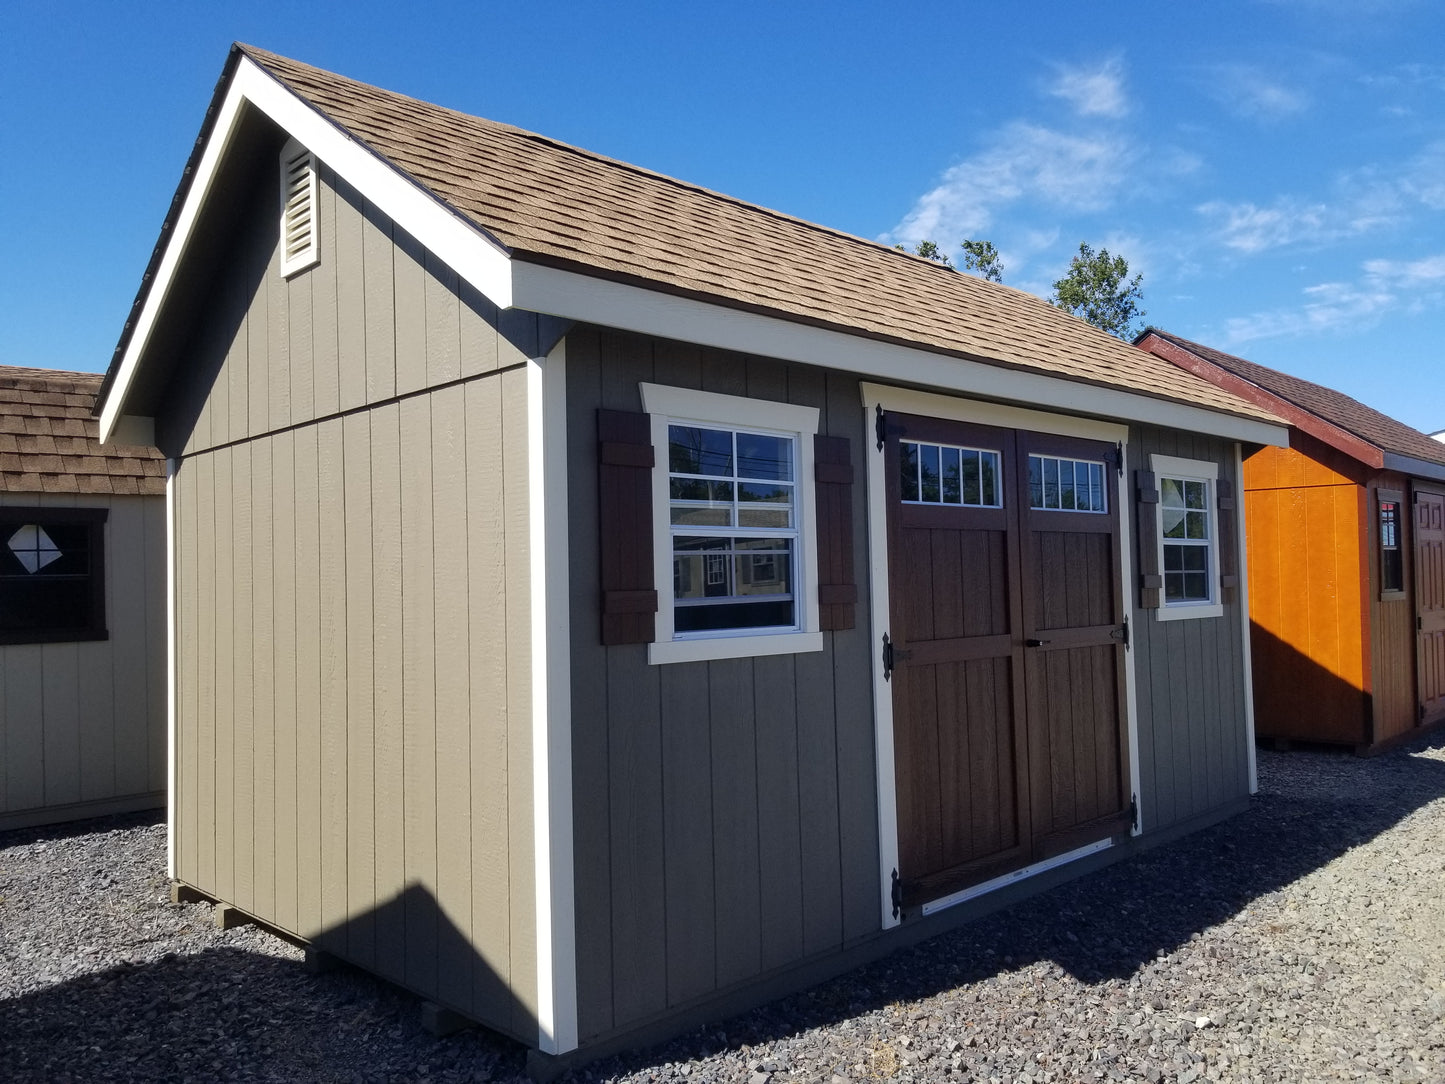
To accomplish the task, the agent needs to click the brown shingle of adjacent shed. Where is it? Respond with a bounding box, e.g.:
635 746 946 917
1142 329 1445 468
0 366 165 495
236 45 1279 427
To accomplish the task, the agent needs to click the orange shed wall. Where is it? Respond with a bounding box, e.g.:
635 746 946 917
1244 442 1369 744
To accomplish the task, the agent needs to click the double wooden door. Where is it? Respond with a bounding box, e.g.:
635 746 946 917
1415 489 1445 725
885 413 1131 907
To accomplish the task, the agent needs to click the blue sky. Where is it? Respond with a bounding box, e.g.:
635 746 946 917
4 0 1445 430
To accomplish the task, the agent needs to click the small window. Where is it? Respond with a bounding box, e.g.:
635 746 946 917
279 139 320 277
1028 454 1107 513
1379 494 1404 597
642 384 823 665
0 508 107 644
1151 455 1223 621
900 441 1001 507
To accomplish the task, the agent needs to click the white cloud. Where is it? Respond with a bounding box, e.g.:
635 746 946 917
886 123 1133 247
1207 65 1309 121
1197 199 1332 253
1222 252 1445 345
1048 57 1129 119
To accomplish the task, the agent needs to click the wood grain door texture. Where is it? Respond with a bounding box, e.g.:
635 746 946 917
1414 488 1445 725
884 413 1130 908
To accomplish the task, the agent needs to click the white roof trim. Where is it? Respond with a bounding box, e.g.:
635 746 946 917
103 52 1287 451
100 54 514 442
512 262 1289 447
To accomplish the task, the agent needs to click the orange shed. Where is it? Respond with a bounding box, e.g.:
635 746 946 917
1139 330 1445 754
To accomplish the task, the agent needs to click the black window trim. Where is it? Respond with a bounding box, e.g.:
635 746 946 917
0 506 109 645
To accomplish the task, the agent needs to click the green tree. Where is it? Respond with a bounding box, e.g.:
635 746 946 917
958 239 1003 283
1050 242 1145 339
896 239 954 268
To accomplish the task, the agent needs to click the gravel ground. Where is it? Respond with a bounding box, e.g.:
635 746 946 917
3 737 1444 1083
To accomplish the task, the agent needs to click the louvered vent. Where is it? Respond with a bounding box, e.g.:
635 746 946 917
279 139 319 276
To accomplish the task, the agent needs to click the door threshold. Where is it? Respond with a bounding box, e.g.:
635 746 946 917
919 838 1113 917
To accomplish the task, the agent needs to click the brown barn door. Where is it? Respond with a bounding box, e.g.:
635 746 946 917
1414 489 1445 725
1016 433 1132 858
885 414 1130 908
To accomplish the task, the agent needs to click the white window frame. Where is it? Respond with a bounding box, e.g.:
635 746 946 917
640 383 823 665
1151 453 1224 621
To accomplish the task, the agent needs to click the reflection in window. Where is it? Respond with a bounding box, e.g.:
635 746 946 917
900 441 1001 507
1160 476 1212 603
1028 455 1107 513
668 424 797 632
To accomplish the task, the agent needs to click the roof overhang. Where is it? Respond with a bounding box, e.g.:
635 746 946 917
100 52 1287 452
1383 451 1445 484
1138 331 1378 467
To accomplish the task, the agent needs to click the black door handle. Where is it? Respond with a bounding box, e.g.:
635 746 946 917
1025 638 1051 648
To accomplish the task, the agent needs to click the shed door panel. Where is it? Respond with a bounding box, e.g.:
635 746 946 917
1415 489 1445 724
886 415 1129 906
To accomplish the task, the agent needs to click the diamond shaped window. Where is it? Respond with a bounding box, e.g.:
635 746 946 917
8 524 62 574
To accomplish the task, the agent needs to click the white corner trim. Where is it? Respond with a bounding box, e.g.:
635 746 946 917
1150 454 1226 623
639 383 822 666
100 54 514 443
1117 452 1143 836
1235 443 1259 794
165 458 178 880
515 262 1288 448
860 396 901 931
531 342 577 1054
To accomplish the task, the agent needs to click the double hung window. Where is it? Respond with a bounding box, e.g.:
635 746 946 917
1378 491 1404 597
1151 455 1223 620
642 384 822 664
0 508 108 644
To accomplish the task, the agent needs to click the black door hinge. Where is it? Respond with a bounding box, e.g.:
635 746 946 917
1129 794 1139 831
1111 616 1130 649
882 632 894 680
875 404 887 451
891 868 904 920
1115 441 1124 477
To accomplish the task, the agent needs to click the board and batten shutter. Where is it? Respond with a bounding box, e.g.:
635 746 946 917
598 409 657 645
1216 477 1238 603
814 434 857 631
1135 469 1163 609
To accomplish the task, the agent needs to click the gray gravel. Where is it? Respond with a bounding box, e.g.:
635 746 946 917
3 736 1444 1083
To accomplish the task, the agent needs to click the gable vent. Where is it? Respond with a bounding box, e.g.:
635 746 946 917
279 139 319 276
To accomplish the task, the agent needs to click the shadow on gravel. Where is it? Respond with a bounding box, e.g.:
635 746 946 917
576 734 1445 1080
0 944 528 1083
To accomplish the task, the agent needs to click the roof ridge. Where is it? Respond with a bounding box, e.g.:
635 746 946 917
237 43 1011 288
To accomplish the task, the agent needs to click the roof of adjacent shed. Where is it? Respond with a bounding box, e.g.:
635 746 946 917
1143 329 1445 468
233 45 1279 426
0 367 165 495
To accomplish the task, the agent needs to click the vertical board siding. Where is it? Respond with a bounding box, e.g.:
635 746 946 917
166 166 537 1042
0 493 168 830
567 329 878 1043
1130 426 1252 833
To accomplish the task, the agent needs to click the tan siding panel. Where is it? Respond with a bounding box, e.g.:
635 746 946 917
334 177 368 413
459 281 501 378
312 168 341 419
252 439 280 927
230 444 254 913
268 230 291 434
425 252 462 387
289 261 316 426
394 232 429 398
40 650 81 808
292 428 324 940
5 647 44 811
342 413 376 964
271 431 300 937
362 201 397 405
144 495 168 792
212 447 234 903
317 419 349 942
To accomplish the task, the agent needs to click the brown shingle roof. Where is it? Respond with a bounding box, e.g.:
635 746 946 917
1142 330 1445 469
0 367 165 495
237 45 1280 427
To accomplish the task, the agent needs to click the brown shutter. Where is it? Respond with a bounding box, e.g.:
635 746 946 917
814 434 857 631
1217 477 1238 603
1135 469 1163 610
598 409 657 645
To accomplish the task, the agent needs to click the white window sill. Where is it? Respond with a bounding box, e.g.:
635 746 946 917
1156 601 1224 622
648 630 824 665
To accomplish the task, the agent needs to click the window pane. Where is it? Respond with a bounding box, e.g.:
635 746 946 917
941 446 961 504
1162 506 1187 539
981 452 998 507
674 538 795 633
1185 480 1207 509
736 433 792 481
1043 458 1059 510
1182 546 1208 571
1184 572 1208 599
1089 463 1104 512
961 450 981 505
669 426 733 476
901 442 919 501
737 508 792 528
1186 510 1208 540
1060 462 1076 510
1028 456 1043 510
1161 477 1183 508
920 444 941 503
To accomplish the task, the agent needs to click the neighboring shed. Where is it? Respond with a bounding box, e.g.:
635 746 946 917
1139 329 1445 753
96 45 1287 1074
0 366 167 831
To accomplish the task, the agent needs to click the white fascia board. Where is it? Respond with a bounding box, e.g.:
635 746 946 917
101 54 514 443
511 261 1290 448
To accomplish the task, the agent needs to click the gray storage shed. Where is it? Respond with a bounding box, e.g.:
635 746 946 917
0 366 166 831
96 45 1288 1074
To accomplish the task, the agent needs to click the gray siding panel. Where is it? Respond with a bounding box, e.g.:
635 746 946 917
165 160 537 1042
567 328 877 1042
1129 425 1252 834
